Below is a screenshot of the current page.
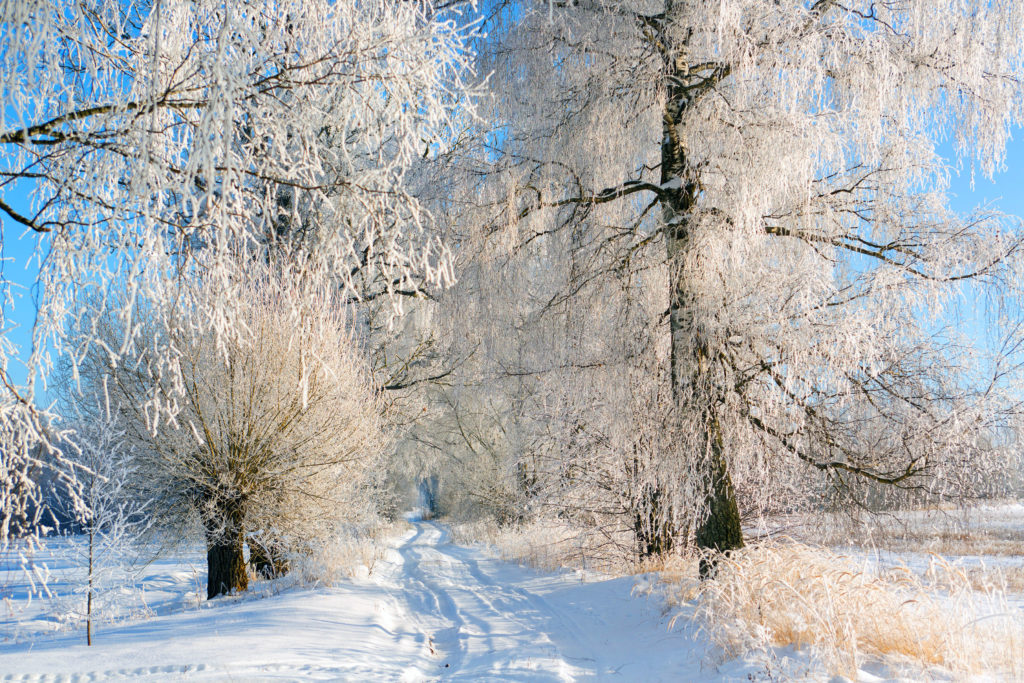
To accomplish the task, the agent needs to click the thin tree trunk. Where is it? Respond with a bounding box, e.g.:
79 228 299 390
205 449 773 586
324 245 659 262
633 485 675 559
631 456 675 559
87 524 93 646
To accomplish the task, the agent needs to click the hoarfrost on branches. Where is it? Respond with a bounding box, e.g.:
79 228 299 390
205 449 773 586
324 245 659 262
0 0 479 554
448 0 1024 555
45 414 153 644
66 256 388 598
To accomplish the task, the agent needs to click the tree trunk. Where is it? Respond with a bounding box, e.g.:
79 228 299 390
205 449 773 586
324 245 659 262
205 499 248 599
694 414 744 578
630 455 676 559
633 485 675 559
663 169 745 576
660 4 744 574
87 523 94 646
250 537 290 579
207 532 247 599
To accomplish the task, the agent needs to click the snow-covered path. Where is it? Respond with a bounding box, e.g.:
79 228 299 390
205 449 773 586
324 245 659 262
0 520 725 681
387 521 633 680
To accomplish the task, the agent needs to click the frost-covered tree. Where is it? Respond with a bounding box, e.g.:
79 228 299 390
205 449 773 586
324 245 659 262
0 0 477 555
475 0 1024 571
50 414 152 645
66 262 386 598
415 195 688 560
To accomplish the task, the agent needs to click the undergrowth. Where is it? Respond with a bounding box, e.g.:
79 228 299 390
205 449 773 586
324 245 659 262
279 520 409 588
663 541 1024 680
450 518 638 575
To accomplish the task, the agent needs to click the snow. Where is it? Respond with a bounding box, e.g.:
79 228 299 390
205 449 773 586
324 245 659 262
5 507 1024 680
0 519 785 681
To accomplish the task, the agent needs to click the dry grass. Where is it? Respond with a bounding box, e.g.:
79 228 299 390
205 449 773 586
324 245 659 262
453 512 1024 678
960 565 1024 594
287 520 410 586
664 541 1024 680
450 519 639 575
874 529 1024 558
770 503 1024 559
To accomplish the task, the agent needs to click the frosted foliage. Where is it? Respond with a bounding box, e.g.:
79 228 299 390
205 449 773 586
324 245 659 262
0 0 476 547
48 416 152 635
66 260 387 552
472 0 1024 530
63 262 389 583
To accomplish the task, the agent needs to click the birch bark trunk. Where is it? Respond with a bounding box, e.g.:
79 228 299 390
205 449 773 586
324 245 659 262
659 1 744 574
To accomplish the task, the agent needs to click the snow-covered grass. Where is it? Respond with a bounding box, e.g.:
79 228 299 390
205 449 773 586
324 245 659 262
663 541 1024 680
286 519 410 586
668 503 1024 680
454 503 1024 680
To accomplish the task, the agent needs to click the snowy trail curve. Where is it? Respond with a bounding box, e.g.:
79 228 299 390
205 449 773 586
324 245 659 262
388 520 586 680
0 519 709 682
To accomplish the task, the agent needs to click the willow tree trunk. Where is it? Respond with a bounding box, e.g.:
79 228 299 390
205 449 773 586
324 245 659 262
205 499 248 599
660 2 744 574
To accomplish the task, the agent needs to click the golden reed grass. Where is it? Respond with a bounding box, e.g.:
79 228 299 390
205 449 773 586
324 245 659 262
670 541 1024 679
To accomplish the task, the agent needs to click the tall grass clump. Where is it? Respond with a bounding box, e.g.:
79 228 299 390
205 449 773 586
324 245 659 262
275 520 408 588
679 541 1024 679
450 519 643 575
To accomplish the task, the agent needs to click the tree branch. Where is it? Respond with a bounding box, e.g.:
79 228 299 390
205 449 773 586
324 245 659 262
0 197 49 232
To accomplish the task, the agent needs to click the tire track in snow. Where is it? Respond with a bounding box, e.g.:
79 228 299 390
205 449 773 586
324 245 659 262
428 529 601 671
393 522 469 675
391 519 585 681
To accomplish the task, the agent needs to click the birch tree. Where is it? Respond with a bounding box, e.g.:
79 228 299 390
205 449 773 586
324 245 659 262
476 0 1024 572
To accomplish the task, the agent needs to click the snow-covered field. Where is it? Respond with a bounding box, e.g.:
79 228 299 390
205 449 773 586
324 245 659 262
1 509 1022 681
0 519 781 681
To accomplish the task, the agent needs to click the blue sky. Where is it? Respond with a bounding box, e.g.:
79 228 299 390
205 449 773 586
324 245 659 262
945 138 1024 218
1 179 49 398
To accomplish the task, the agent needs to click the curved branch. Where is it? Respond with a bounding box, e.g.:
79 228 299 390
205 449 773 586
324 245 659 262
517 179 664 220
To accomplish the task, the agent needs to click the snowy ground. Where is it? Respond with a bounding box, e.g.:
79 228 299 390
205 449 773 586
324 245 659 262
0 519 776 682
2 508 1021 681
